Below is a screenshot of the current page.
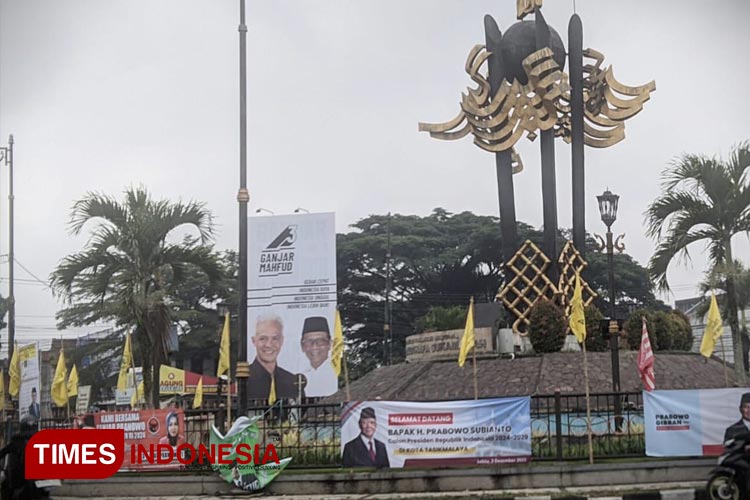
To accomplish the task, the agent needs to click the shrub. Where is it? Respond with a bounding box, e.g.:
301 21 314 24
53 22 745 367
528 299 566 353
584 306 608 352
625 308 693 351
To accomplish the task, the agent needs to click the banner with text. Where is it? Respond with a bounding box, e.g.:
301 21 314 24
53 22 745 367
18 342 40 420
340 398 531 468
92 408 186 471
644 388 750 456
248 213 337 399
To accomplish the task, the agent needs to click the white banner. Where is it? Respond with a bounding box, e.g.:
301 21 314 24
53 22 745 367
248 213 337 400
644 388 750 456
341 399 531 468
76 385 91 414
18 342 40 419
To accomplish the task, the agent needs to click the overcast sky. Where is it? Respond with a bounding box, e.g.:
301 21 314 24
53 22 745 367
0 0 748 351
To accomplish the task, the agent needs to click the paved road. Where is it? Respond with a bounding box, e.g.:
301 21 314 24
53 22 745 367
53 481 707 500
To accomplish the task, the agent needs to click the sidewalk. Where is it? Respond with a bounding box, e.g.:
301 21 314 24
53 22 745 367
54 480 707 500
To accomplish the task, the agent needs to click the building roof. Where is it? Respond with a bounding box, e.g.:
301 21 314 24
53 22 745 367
325 351 740 402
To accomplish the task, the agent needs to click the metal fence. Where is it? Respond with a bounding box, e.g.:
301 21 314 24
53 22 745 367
27 391 645 468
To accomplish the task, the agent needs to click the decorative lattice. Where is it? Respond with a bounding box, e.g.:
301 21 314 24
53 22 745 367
557 241 598 325
496 240 558 334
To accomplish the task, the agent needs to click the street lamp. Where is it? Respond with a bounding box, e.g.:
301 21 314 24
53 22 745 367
597 188 622 430
294 207 310 214
255 208 274 215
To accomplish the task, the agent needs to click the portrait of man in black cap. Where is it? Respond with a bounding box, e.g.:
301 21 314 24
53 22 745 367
724 392 750 442
248 313 305 402
342 407 390 468
300 316 337 397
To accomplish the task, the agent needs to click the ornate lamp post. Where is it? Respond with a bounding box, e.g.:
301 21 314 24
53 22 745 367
597 189 624 431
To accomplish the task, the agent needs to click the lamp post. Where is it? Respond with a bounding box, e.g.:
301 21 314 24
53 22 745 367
596 188 622 430
255 208 274 215
294 207 310 214
0 135 13 362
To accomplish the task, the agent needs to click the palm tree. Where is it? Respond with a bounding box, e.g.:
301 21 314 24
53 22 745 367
645 142 750 383
51 187 223 407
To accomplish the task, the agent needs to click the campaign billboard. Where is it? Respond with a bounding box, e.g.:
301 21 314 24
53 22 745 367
341 398 531 468
18 342 40 420
248 213 337 400
92 408 186 471
644 388 750 456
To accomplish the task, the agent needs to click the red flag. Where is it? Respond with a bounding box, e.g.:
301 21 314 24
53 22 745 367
638 317 655 391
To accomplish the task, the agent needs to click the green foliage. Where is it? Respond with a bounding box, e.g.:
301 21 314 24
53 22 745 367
528 300 566 353
625 309 693 351
583 306 607 352
50 186 223 407
645 141 750 382
338 210 661 377
414 305 468 333
0 295 8 332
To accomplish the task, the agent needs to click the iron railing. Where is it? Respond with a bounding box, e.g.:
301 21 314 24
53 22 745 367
26 391 645 467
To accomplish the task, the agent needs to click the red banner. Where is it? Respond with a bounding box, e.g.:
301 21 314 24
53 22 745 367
91 408 186 471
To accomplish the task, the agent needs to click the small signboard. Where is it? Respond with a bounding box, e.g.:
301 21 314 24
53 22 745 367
405 327 494 362
76 385 91 414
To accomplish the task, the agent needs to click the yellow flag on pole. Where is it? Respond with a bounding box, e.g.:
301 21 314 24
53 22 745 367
131 380 144 408
9 342 20 398
217 313 230 378
67 364 79 397
117 332 133 391
193 377 204 409
701 293 724 358
51 347 68 407
269 375 277 405
569 272 587 343
458 298 475 367
332 310 344 377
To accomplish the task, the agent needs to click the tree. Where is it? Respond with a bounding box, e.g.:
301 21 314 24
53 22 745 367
338 209 662 376
624 309 692 352
527 300 566 353
645 142 750 383
414 305 468 333
50 187 223 407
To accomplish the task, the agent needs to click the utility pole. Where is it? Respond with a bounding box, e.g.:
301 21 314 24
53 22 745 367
385 213 392 365
0 136 13 361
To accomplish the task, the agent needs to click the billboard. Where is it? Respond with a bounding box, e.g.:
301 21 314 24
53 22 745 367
18 343 40 420
248 213 337 400
92 408 186 471
644 388 750 456
341 398 531 468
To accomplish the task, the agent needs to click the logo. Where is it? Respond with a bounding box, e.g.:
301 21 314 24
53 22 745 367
26 429 125 479
24 429 281 480
259 226 297 277
266 226 297 250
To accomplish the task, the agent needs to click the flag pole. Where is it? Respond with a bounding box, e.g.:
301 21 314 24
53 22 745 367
226 372 232 431
472 340 478 401
343 349 352 401
581 340 594 464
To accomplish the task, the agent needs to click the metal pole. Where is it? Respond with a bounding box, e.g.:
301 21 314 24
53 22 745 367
237 0 249 416
7 135 13 363
606 229 620 393
386 213 392 365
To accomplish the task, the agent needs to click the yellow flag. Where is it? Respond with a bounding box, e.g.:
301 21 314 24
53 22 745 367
458 298 475 367
131 380 144 408
331 310 344 377
701 293 724 358
569 272 587 343
217 313 230 378
117 332 133 391
193 377 204 409
51 348 68 406
67 364 79 397
9 342 20 398
269 375 277 405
